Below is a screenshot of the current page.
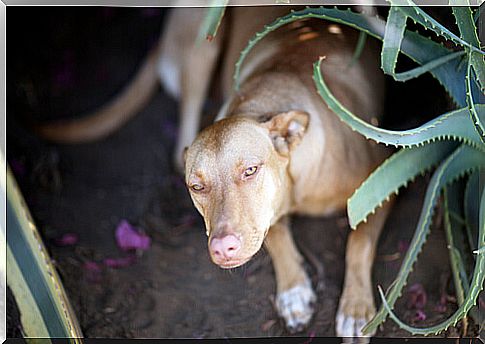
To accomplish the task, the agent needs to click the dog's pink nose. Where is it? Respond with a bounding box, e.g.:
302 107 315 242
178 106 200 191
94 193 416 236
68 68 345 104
210 234 241 259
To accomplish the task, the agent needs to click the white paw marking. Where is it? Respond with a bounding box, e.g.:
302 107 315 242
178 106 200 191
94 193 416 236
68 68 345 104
336 311 374 340
275 277 316 333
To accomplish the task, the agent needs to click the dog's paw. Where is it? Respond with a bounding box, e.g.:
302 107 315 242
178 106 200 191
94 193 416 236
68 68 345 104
335 288 376 339
275 277 316 333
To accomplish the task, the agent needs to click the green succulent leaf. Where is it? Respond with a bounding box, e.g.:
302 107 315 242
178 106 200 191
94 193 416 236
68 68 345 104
313 57 485 150
444 184 470 303
452 6 484 92
7 168 83 339
348 141 458 229
197 0 228 43
391 0 485 55
464 170 483 253
444 182 480 324
390 51 467 83
374 178 485 335
348 31 367 68
363 145 485 335
234 6 471 106
465 52 485 143
381 7 407 77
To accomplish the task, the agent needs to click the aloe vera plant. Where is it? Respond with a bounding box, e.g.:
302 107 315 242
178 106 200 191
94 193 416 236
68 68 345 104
226 2 485 337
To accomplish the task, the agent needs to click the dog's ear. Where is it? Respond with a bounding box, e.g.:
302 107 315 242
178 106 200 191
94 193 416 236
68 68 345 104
262 110 309 156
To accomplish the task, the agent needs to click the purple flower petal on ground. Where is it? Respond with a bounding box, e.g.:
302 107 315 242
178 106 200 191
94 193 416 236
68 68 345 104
115 220 151 251
54 233 79 246
103 255 137 269
83 261 102 283
413 309 426 322
407 283 427 309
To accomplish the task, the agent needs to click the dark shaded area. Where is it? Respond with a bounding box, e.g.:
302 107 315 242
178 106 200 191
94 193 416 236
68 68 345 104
6 6 477 339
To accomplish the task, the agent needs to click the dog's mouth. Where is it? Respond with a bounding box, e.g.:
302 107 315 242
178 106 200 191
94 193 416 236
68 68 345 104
217 256 252 269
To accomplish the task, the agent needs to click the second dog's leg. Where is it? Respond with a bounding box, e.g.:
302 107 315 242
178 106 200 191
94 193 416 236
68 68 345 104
336 199 394 339
174 35 223 172
264 217 316 333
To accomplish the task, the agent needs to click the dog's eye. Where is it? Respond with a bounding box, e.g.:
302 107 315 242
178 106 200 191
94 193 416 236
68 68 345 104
243 166 258 177
191 183 204 192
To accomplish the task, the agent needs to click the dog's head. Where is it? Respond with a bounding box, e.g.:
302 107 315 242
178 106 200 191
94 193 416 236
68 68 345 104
184 111 309 269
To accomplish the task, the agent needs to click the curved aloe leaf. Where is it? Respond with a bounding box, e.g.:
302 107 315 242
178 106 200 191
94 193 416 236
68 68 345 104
7 168 83 339
464 170 483 253
197 0 228 43
452 5 485 92
313 57 485 149
444 183 479 325
363 144 485 335
390 51 466 83
381 7 407 77
348 140 458 229
348 31 367 68
465 52 485 143
392 0 485 55
444 184 469 301
375 180 485 335
234 6 470 106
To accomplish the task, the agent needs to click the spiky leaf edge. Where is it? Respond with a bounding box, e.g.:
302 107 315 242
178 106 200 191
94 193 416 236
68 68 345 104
233 6 471 107
313 57 485 150
363 145 485 335
348 141 458 229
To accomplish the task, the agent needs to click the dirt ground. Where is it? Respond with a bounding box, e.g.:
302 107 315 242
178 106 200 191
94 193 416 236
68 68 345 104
6 7 480 339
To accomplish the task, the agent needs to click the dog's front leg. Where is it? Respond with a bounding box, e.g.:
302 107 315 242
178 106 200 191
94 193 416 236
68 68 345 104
336 199 394 339
264 217 316 333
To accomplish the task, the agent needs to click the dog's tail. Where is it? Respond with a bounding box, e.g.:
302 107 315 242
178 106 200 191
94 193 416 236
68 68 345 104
34 42 162 144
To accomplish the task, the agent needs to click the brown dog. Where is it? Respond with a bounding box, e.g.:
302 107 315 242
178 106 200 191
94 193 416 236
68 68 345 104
36 6 393 338
180 7 393 337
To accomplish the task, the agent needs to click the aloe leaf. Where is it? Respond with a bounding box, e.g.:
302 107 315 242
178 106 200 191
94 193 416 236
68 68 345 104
348 141 458 229
444 182 480 325
362 144 485 334
465 52 485 143
348 31 367 68
452 5 484 92
392 0 485 55
6 168 83 339
374 180 485 335
234 6 470 106
444 184 469 301
313 57 484 149
464 170 483 253
390 51 466 82
197 0 228 43
381 6 407 77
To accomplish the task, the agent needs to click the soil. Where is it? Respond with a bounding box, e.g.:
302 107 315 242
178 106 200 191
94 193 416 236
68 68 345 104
6 6 480 339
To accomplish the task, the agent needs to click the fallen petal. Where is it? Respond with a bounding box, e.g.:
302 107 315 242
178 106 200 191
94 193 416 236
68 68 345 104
115 220 151 251
103 255 137 269
413 309 426 322
54 233 79 246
